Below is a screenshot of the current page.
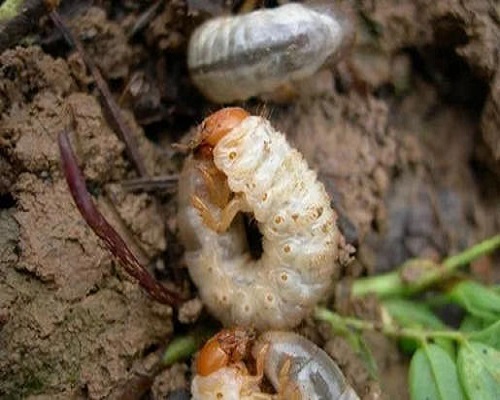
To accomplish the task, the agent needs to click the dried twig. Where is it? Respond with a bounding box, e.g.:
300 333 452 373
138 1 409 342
0 0 59 52
121 174 179 193
127 0 164 39
58 129 184 306
51 10 148 177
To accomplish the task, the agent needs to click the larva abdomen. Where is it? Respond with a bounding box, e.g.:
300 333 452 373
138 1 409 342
178 110 342 331
188 3 353 103
214 117 337 279
253 332 360 399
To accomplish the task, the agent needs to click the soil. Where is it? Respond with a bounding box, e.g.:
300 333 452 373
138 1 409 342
0 0 499 399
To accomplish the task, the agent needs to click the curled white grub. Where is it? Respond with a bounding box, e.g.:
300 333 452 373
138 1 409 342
188 2 354 103
191 329 360 399
178 108 343 331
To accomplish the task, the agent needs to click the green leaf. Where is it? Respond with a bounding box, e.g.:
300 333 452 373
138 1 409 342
457 341 500 400
384 299 454 357
468 321 500 350
409 344 466 400
435 338 456 360
448 282 500 323
384 299 447 329
460 314 490 333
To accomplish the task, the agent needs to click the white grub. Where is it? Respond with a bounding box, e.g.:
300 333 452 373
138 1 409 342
178 109 343 331
191 330 359 399
188 2 354 103
253 331 360 400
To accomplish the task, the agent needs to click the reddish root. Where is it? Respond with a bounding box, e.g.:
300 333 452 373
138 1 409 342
58 129 185 306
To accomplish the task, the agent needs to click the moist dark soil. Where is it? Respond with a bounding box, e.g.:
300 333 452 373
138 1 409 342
0 0 499 399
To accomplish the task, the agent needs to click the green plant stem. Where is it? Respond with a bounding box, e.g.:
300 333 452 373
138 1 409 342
162 335 199 366
352 234 500 298
162 325 218 366
315 307 465 345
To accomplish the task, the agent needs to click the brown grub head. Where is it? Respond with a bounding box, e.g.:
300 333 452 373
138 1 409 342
196 327 255 376
193 108 249 153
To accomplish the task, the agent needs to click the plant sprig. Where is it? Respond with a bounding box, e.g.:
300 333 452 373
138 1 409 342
351 235 500 298
315 307 465 345
318 234 500 400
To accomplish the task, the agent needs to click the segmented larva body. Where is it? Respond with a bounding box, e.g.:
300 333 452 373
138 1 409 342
191 330 360 399
252 332 360 400
187 3 353 103
178 108 342 331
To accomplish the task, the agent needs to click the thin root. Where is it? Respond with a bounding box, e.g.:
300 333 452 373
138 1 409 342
58 129 185 306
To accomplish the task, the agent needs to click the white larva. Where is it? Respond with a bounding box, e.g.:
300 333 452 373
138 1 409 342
178 108 343 331
191 330 360 399
187 2 353 103
252 332 360 399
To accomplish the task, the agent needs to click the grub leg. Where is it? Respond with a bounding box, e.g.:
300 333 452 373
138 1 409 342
192 194 248 233
277 357 301 400
197 163 231 208
248 343 276 400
